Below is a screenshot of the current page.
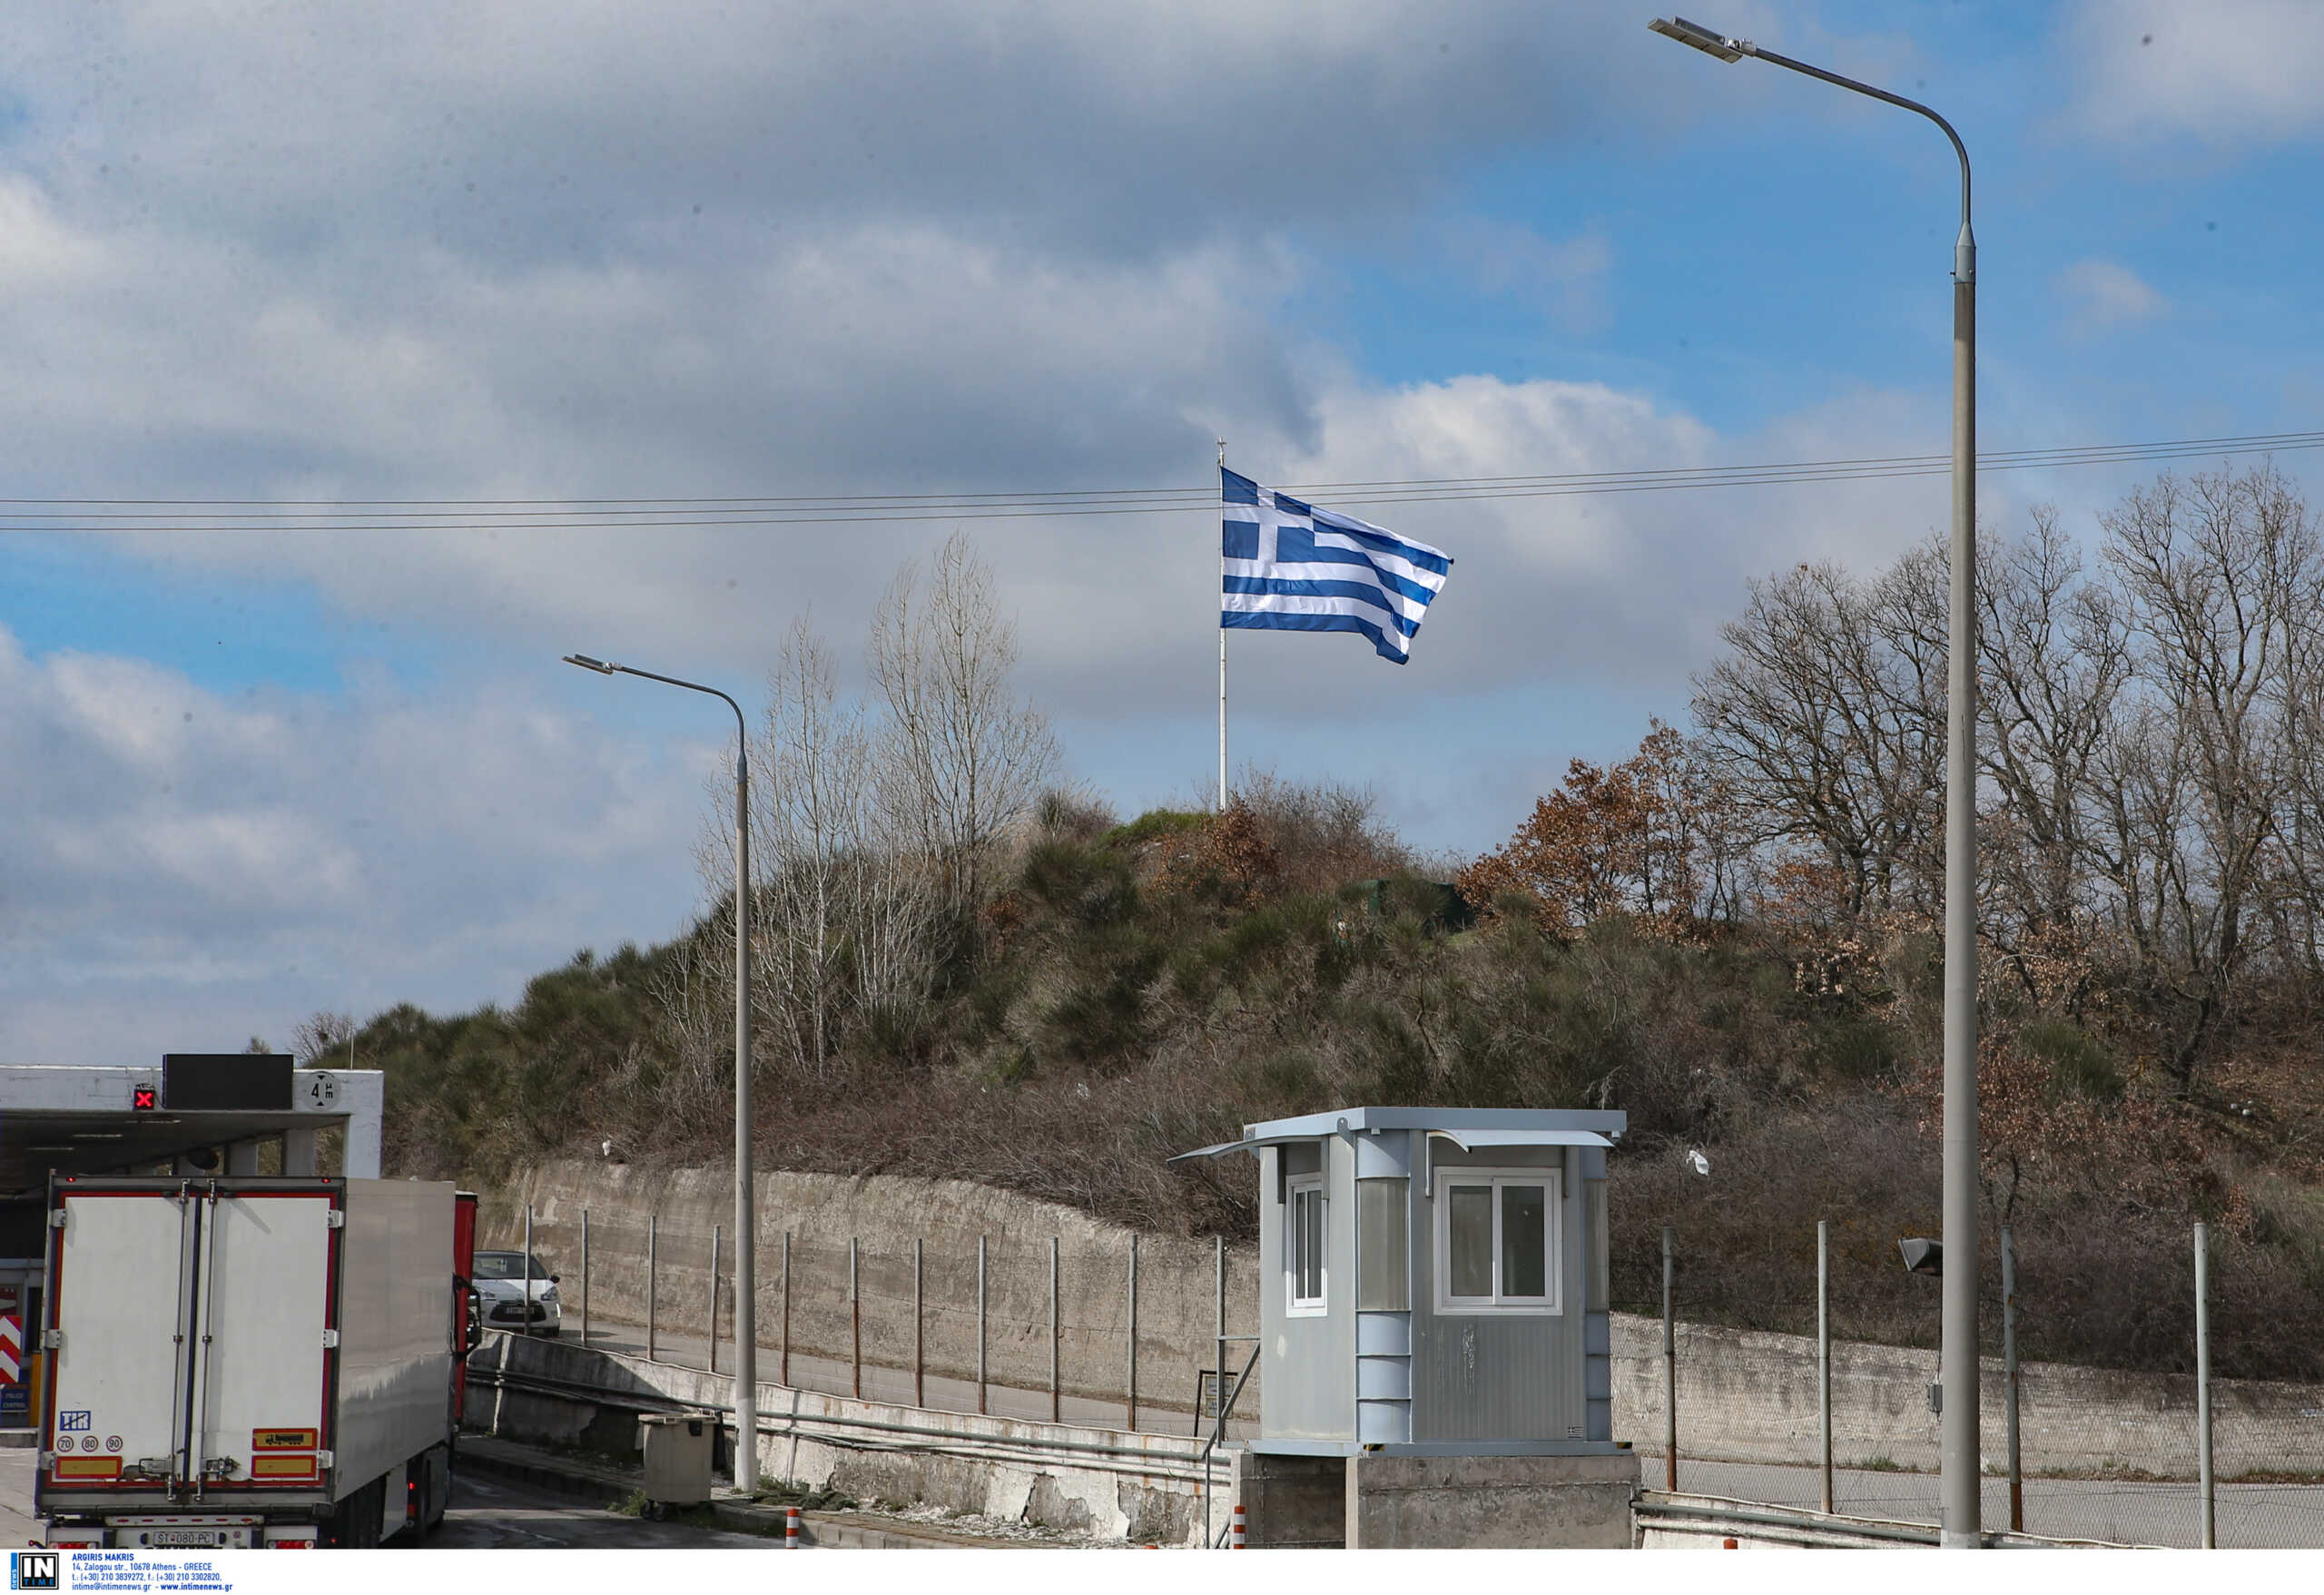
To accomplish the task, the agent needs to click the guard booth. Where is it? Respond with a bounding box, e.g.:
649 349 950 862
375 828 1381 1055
1175 1107 1641 1549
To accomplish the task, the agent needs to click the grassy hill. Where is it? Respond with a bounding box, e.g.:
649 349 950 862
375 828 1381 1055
338 779 2324 1385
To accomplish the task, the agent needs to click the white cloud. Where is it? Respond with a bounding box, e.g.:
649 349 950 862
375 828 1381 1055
0 625 712 1062
2062 1 2324 145
0 0 2003 1058
2054 258 2170 334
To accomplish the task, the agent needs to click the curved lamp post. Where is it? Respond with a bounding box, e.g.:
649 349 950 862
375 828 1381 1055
1649 16 1980 1547
565 653 758 1492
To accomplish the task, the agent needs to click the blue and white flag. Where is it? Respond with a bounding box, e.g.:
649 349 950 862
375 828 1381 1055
1221 468 1453 664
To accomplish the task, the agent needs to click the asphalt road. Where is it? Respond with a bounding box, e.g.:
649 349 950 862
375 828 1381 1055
0 1447 772 1551
1665 1453 2324 1550
433 1466 773 1549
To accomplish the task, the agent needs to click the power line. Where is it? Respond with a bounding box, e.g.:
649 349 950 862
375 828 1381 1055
0 427 2317 533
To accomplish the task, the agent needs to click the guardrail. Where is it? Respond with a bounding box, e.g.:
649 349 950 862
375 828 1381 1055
467 1333 1226 1498
1633 1492 2140 1550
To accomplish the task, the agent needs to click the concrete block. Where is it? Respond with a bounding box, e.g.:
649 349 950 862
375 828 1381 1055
1345 1451 1640 1549
1228 1450 1345 1548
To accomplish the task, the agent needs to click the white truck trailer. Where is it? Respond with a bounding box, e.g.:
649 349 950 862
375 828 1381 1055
34 1175 461 1549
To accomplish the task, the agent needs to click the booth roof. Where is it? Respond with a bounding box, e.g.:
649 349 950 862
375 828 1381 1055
1167 1105 1625 1164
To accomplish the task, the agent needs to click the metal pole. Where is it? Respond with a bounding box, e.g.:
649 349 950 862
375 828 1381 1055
1818 1219 1833 1514
1127 1234 1139 1432
781 1231 792 1388
580 1207 590 1347
1938 227 1983 1554
976 1236 989 1415
913 1237 925 1409
522 1206 535 1339
1662 1224 1677 1493
709 1225 722 1377
2003 1225 2022 1533
731 702 759 1492
558 657 757 1488
1049 1236 1061 1423
1214 1234 1226 1416
2196 1221 2214 1550
1641 30 1979 1545
1217 438 1228 815
647 1213 658 1362
850 1237 861 1399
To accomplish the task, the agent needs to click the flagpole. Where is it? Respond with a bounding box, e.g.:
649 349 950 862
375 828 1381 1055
1216 438 1228 814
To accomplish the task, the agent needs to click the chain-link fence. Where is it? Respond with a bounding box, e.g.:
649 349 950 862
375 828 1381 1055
1622 1219 2324 1548
483 1197 1261 1441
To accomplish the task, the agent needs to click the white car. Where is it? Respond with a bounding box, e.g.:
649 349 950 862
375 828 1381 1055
471 1249 563 1336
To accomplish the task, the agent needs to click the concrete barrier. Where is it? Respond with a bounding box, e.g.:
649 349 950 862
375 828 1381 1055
1633 1492 2132 1550
474 1328 1218 1545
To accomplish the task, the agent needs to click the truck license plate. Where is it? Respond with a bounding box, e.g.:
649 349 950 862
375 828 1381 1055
146 1531 224 1547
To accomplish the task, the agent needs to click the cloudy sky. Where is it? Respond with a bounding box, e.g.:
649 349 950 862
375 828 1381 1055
6 0 2322 1063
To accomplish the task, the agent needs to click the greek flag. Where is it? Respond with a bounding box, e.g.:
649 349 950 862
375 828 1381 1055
1221 468 1453 664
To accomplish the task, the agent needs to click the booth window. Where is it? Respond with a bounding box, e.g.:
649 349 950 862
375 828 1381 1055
1286 1175 1326 1314
1436 1170 1560 1314
1355 1177 1410 1311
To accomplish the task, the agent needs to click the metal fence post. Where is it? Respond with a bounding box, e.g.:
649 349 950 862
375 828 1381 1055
579 1207 590 1347
1662 1224 1677 1493
2003 1225 2022 1533
1127 1234 1139 1433
850 1236 862 1400
647 1212 658 1362
780 1230 792 1388
1214 1234 1226 1420
913 1237 925 1409
1049 1236 1061 1423
709 1225 722 1376
976 1236 989 1415
2196 1220 2214 1550
522 1206 535 1340
1817 1218 1832 1514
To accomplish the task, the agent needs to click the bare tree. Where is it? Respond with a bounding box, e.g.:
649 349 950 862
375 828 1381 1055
2098 466 2319 1086
1974 507 2133 975
681 619 945 1086
1690 556 1945 917
869 532 1059 916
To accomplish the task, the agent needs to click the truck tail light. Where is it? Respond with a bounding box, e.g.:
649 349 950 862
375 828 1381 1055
49 1540 99 1549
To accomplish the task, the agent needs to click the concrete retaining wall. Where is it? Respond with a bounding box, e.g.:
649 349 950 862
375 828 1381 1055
1614 1314 2324 1479
493 1160 2324 1480
493 1159 1260 1419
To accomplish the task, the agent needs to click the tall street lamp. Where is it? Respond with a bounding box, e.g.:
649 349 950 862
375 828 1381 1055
565 653 759 1492
1649 15 1981 1547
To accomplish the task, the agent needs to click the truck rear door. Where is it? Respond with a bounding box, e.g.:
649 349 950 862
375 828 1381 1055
42 1189 188 1491
42 1181 335 1505
194 1188 334 1491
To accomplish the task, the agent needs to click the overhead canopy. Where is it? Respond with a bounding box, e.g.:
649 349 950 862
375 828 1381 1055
1167 1132 1330 1165
1426 1128 1612 1151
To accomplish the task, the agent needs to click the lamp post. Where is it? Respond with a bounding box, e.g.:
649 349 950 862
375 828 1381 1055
1649 16 1980 1547
565 653 758 1492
